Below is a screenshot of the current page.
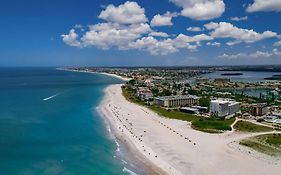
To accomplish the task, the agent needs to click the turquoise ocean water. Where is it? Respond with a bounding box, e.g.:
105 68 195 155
0 68 143 175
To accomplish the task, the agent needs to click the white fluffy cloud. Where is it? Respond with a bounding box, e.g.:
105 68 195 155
61 29 81 47
170 0 225 20
62 1 281 57
150 12 177 27
204 22 278 45
274 40 281 46
219 49 281 59
207 42 221 47
98 1 147 24
128 37 178 55
149 31 169 37
80 23 151 50
187 27 203 32
230 16 248 21
127 33 212 55
247 0 281 12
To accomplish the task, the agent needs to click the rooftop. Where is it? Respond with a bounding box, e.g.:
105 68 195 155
155 95 199 101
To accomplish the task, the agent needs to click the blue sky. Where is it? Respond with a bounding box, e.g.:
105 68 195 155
0 0 281 67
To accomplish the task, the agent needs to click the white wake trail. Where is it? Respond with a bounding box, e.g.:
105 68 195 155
43 93 60 101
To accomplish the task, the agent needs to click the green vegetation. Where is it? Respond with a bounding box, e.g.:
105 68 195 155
199 97 210 107
240 134 281 156
234 121 273 132
192 117 235 133
122 85 235 133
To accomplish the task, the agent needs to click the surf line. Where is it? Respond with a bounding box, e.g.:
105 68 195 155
43 93 60 101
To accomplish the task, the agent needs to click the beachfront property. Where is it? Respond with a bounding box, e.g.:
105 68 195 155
137 87 153 100
210 99 240 117
154 95 199 107
250 103 268 116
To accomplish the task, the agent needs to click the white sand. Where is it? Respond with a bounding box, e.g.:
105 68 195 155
98 72 131 81
57 68 131 81
99 84 281 175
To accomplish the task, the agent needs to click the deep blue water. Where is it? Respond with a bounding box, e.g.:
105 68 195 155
0 68 140 175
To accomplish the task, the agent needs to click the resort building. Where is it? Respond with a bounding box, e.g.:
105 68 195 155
250 103 268 116
137 87 153 100
210 99 240 117
154 95 199 107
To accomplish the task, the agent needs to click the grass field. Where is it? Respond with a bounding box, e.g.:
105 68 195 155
234 121 273 132
122 86 235 133
192 117 235 133
240 133 281 156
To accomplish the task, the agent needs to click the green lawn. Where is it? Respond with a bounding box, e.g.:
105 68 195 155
122 86 235 133
240 134 281 156
234 121 273 132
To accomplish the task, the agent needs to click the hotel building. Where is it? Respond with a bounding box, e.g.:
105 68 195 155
154 95 199 107
210 99 240 117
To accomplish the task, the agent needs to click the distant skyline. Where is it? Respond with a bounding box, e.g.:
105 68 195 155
1 0 281 67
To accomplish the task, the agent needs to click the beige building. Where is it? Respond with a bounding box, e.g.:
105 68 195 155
154 95 199 107
137 87 153 100
250 103 268 116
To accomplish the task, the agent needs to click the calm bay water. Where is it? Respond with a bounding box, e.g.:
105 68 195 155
203 71 281 82
0 68 141 175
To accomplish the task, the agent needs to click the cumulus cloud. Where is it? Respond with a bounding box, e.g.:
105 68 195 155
187 27 203 32
62 1 281 56
80 23 151 50
170 0 225 20
150 12 177 27
204 22 278 45
98 1 147 24
274 40 281 46
230 16 248 21
127 33 212 55
61 29 81 47
218 49 281 59
149 31 169 37
246 0 281 12
206 42 221 47
128 36 178 55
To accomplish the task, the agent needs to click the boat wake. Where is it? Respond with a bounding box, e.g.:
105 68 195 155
43 93 60 101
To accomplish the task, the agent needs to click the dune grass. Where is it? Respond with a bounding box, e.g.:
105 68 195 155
234 121 273 132
240 133 281 156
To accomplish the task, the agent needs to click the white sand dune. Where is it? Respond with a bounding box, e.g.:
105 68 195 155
99 84 281 175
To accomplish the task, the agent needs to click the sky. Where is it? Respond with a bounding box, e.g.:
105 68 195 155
1 0 281 67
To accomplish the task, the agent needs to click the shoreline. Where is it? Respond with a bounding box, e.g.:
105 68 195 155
56 68 131 82
98 84 281 175
97 86 168 175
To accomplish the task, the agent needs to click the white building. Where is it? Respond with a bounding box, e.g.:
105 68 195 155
210 99 240 117
154 95 199 107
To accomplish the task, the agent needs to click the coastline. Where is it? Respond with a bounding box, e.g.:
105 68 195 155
97 85 169 175
56 68 131 82
98 84 281 175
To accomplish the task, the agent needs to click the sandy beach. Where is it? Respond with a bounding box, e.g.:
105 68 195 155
57 68 131 82
99 84 281 175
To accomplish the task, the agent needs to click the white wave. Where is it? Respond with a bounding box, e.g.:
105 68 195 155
43 93 60 101
122 167 138 175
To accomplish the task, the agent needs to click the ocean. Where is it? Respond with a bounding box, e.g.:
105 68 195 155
0 68 142 175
